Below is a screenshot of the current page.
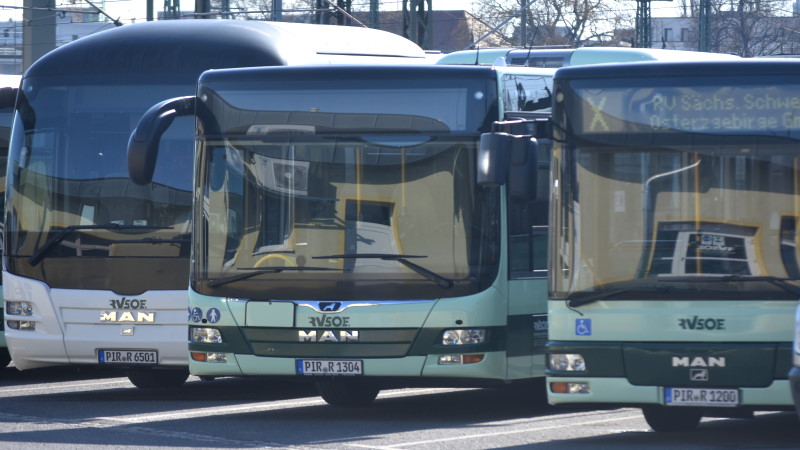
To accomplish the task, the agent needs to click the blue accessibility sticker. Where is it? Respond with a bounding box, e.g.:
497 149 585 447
206 308 221 324
575 318 592 336
190 307 203 323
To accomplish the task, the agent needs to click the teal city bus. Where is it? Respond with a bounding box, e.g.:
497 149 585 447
547 59 796 431
127 64 554 405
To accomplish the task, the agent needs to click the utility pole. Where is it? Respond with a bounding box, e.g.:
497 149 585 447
22 0 55 71
520 0 528 46
273 0 283 22
334 0 352 26
635 0 652 48
403 0 432 49
163 0 181 20
195 0 211 18
370 0 380 29
698 0 712 51
315 0 330 24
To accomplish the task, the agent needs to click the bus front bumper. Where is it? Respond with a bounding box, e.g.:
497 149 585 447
546 376 793 409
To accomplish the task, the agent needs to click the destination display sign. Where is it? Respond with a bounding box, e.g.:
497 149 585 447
575 84 800 135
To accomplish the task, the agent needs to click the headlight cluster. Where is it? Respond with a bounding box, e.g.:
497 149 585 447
6 301 33 316
548 353 586 372
190 327 223 344
6 301 36 331
441 328 486 345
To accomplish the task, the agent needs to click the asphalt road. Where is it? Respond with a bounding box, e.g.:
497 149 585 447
0 365 797 449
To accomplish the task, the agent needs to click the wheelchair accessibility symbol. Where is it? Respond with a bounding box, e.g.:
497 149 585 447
575 319 592 336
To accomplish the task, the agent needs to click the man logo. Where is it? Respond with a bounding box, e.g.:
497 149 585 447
99 311 155 323
671 356 726 368
298 330 359 342
319 302 342 312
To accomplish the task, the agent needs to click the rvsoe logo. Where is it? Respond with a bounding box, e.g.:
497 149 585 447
671 356 726 368
108 297 148 309
678 316 726 330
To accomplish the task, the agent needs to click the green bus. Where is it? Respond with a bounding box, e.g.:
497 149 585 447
547 59 797 431
127 64 554 405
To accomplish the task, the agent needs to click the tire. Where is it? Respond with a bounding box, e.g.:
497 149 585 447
0 348 11 368
315 378 380 407
642 406 702 432
126 367 189 389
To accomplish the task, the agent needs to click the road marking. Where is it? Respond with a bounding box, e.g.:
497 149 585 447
346 410 645 449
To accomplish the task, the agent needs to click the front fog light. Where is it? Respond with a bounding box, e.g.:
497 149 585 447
550 382 590 394
7 320 36 331
442 328 486 345
191 328 223 343
191 352 227 363
548 353 586 372
6 301 34 316
438 354 485 365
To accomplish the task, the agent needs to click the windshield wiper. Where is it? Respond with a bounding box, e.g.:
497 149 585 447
567 275 800 308
567 278 677 308
664 275 800 297
312 253 454 289
207 266 338 288
29 223 173 266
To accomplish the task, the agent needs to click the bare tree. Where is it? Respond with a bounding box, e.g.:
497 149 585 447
677 0 797 56
474 0 634 47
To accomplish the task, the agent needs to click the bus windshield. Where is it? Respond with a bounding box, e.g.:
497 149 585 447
551 73 800 302
194 71 501 300
6 76 193 291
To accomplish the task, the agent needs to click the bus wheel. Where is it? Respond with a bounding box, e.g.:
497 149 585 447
0 348 11 368
126 368 189 389
315 379 379 407
642 406 702 432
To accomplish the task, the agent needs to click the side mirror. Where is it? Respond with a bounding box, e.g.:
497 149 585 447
477 133 510 186
0 87 17 109
128 96 195 185
477 131 539 200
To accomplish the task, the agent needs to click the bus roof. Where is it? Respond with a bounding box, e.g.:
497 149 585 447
436 48 518 66
27 20 427 78
437 46 740 69
200 63 556 86
554 58 800 81
567 47 740 66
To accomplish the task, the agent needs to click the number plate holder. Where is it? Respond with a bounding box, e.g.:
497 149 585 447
664 387 739 407
98 349 158 365
296 359 363 375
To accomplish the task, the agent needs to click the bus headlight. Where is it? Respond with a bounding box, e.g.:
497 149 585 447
442 329 486 345
191 328 223 344
6 301 34 316
548 353 586 372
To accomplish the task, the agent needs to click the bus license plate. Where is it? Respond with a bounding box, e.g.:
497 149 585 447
296 359 363 375
98 350 158 365
664 387 739 407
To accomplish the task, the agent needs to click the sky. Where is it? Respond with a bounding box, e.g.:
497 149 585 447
0 1 480 23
